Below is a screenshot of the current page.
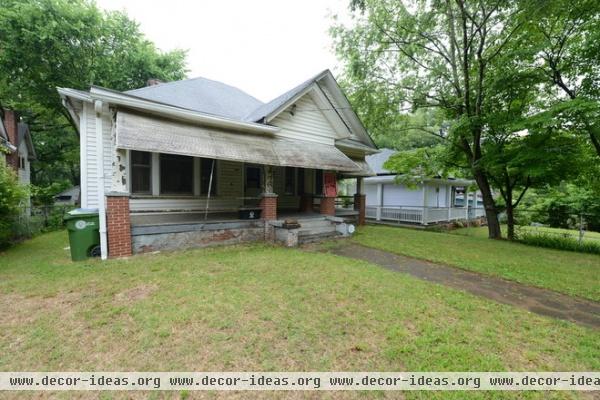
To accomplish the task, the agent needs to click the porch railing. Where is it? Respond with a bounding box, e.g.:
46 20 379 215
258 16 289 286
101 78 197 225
366 205 486 225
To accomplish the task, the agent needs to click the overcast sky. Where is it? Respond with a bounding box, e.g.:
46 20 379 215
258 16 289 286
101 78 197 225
94 0 350 102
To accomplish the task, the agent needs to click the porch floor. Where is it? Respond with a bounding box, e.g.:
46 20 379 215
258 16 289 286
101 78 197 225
130 210 350 227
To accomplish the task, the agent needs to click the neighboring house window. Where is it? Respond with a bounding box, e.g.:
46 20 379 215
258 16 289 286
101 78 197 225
200 158 217 196
160 153 193 195
284 167 295 195
297 168 305 195
315 169 323 195
131 151 152 194
19 156 25 169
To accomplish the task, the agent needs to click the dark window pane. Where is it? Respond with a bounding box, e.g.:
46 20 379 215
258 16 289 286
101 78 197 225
160 154 193 194
297 168 305 195
284 167 295 195
131 151 151 194
201 158 217 195
246 166 261 189
315 169 323 195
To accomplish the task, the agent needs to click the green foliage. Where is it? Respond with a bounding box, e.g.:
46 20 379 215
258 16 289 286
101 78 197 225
515 230 600 256
521 184 600 231
0 162 28 247
0 0 188 187
31 181 71 206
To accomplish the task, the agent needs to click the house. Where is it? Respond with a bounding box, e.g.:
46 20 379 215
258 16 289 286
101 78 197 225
54 186 81 206
58 70 378 259
1 109 36 211
362 148 485 225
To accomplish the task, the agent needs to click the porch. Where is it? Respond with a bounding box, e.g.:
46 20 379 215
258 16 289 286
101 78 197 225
366 205 486 225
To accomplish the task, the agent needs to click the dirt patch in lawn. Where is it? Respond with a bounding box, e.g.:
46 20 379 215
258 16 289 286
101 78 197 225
113 284 158 304
0 291 81 327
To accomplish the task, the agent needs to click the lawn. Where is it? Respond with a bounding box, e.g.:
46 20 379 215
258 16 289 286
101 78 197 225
455 225 600 243
353 225 600 302
0 231 598 400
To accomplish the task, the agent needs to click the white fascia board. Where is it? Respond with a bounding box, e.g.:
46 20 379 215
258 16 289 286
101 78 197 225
89 87 280 135
319 72 377 149
336 141 380 155
365 175 474 186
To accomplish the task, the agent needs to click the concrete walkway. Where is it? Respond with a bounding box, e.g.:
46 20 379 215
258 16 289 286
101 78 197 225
331 243 600 329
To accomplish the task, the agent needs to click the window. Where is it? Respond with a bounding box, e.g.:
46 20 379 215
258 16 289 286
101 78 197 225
131 151 151 194
297 168 305 195
315 169 323 195
284 167 295 195
18 156 25 169
200 158 217 195
160 153 193 194
245 166 261 190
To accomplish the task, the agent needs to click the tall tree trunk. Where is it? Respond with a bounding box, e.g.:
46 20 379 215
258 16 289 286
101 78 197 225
473 170 502 239
506 204 515 241
505 188 515 241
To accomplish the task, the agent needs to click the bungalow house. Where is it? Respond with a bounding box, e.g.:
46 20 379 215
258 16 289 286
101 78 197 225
1 109 36 211
362 148 485 225
58 70 378 259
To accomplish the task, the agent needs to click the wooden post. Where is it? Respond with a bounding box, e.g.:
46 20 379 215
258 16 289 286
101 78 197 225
376 183 383 221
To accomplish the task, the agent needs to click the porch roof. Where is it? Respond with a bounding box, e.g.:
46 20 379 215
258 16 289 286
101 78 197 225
116 111 361 172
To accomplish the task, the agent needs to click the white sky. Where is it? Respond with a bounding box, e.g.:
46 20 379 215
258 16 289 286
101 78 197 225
94 0 350 102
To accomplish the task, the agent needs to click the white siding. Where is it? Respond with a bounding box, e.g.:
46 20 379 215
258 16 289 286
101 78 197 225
271 95 338 145
364 183 378 206
81 102 113 208
17 141 30 185
382 183 423 207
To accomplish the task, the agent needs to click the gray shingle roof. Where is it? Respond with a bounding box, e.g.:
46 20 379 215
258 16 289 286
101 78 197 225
365 148 396 175
126 77 264 120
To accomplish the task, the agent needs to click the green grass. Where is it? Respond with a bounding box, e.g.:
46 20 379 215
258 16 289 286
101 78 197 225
353 225 600 302
455 225 600 242
0 231 598 400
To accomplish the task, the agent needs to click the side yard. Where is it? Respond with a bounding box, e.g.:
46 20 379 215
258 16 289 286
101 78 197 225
353 225 600 302
0 231 598 399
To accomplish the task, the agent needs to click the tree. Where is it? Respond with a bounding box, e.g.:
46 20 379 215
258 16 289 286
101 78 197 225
332 0 533 239
0 0 188 187
526 0 600 158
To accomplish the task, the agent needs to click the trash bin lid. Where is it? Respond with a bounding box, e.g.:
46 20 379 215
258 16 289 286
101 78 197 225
65 208 99 219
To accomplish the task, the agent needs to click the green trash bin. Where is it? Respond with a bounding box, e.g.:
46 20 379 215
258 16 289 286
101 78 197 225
64 208 100 261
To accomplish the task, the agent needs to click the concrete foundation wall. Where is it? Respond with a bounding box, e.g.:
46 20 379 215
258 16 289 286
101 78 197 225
132 220 266 253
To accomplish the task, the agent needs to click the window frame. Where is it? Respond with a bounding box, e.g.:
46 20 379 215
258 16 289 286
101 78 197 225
159 153 194 196
130 150 152 195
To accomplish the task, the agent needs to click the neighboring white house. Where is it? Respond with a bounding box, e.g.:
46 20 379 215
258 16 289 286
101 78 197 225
58 70 378 259
362 148 485 225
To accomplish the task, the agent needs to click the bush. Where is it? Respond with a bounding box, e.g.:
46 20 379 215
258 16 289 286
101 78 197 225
515 230 600 255
0 163 28 248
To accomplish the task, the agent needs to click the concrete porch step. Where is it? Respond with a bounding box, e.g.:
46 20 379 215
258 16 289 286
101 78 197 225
298 231 341 244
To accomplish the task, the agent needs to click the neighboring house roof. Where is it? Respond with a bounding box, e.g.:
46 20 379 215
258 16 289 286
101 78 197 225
54 186 80 202
366 148 473 185
365 148 397 175
17 122 36 160
125 77 264 121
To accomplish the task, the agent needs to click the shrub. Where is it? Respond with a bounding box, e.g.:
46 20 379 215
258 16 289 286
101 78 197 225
0 163 28 248
515 230 600 255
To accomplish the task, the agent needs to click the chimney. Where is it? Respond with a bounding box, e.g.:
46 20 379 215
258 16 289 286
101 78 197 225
146 79 163 87
3 109 19 171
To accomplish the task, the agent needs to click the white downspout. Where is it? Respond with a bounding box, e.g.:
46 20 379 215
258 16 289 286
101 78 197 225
95 100 108 260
